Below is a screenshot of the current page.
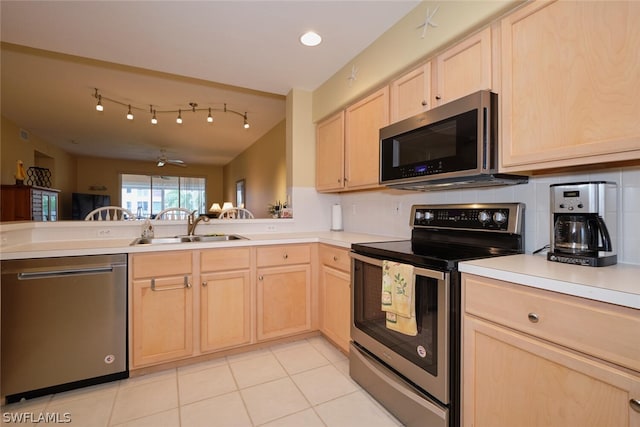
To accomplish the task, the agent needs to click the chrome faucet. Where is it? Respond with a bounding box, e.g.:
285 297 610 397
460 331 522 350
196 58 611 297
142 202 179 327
187 210 210 236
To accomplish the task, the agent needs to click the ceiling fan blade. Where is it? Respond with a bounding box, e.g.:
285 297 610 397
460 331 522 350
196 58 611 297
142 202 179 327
165 159 186 167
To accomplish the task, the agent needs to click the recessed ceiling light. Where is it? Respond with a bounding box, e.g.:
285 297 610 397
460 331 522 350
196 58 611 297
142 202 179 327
300 31 322 47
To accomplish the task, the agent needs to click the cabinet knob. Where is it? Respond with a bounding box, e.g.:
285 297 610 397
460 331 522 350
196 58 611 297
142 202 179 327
528 313 539 323
338 178 342 183
333 256 339 261
435 95 442 101
283 253 289 260
258 275 264 281
421 100 428 106
631 399 640 413
202 281 208 287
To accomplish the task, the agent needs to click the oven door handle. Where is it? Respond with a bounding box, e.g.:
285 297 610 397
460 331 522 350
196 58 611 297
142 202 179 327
350 252 446 281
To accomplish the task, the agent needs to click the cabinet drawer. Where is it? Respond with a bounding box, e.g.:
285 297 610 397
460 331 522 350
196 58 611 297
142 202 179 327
200 247 251 272
132 251 192 279
257 244 311 267
319 244 350 272
463 274 640 372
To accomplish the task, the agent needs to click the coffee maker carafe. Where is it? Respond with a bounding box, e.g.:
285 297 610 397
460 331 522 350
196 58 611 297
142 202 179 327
548 182 617 267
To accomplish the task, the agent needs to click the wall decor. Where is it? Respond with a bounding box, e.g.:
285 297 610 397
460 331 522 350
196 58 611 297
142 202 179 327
236 179 245 209
417 6 439 39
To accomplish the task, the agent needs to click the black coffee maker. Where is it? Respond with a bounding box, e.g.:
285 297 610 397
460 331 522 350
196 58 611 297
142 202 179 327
548 181 617 267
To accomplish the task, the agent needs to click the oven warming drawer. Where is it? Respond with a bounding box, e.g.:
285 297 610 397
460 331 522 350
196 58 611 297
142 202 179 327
350 342 447 427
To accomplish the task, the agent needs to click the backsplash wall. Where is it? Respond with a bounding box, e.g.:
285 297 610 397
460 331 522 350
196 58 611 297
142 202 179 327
338 165 640 265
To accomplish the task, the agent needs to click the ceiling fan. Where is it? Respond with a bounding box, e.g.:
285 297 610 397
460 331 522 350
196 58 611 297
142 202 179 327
156 149 186 168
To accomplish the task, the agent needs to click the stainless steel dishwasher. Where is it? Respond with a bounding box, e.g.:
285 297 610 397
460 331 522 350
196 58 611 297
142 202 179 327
1 254 128 403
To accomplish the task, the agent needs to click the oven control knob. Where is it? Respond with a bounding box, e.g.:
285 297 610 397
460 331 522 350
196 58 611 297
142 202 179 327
478 211 491 224
493 211 507 224
424 211 435 221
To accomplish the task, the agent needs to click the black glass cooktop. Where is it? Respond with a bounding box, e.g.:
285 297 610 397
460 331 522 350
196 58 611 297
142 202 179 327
352 239 522 271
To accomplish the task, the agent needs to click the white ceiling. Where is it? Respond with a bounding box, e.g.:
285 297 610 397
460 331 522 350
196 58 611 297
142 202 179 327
1 1 420 166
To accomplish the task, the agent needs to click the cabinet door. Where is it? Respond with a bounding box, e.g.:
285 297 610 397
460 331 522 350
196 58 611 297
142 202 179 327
132 275 194 367
257 264 311 340
500 1 640 171
1 186 32 221
390 62 432 123
435 27 492 106
201 270 251 352
320 265 350 352
463 316 640 427
345 87 389 190
316 111 346 192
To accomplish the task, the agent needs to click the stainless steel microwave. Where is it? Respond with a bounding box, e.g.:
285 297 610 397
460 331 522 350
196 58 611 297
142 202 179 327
379 90 527 191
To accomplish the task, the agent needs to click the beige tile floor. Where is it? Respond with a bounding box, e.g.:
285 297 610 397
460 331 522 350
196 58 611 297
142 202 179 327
2 336 403 426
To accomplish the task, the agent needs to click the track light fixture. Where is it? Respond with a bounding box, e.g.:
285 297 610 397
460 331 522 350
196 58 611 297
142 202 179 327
92 88 250 128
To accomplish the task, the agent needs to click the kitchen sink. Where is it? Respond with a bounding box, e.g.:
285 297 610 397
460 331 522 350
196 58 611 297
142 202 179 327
130 234 246 245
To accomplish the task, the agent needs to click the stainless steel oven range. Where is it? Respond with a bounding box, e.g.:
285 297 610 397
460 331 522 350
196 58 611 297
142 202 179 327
350 203 525 427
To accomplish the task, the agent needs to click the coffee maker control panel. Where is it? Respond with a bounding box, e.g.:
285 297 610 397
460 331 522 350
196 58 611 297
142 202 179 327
551 184 601 214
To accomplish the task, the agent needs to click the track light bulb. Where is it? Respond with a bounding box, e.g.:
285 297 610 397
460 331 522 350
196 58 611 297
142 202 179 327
207 108 213 123
96 95 104 112
243 113 250 129
151 110 158 125
126 105 134 120
176 109 183 124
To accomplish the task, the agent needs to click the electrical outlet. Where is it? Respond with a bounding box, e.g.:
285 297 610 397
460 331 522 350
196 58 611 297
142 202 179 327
97 229 111 237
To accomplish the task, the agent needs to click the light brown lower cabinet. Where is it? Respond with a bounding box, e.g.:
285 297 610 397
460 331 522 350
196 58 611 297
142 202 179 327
130 244 325 369
200 247 252 353
131 251 194 368
256 244 312 341
318 244 351 352
462 273 640 427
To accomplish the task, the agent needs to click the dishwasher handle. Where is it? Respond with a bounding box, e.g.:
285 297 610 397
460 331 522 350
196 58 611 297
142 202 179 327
17 264 125 280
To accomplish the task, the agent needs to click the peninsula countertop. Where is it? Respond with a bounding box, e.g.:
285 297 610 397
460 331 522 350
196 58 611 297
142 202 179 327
459 254 640 310
0 230 403 260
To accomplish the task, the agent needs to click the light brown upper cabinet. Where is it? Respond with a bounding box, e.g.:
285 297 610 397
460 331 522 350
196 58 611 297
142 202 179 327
390 62 432 123
500 0 640 172
317 87 389 192
344 87 389 190
434 27 492 107
316 111 345 192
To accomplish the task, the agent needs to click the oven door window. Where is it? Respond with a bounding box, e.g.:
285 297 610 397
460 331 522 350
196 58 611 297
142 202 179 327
353 259 439 376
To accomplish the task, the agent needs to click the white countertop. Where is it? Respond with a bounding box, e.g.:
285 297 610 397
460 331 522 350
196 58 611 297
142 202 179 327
459 254 640 310
0 231 402 260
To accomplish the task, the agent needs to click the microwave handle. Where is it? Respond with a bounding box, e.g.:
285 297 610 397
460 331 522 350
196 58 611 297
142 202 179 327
482 107 489 171
350 252 445 281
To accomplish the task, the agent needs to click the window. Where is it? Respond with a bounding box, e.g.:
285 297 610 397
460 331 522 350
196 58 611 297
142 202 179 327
121 174 206 218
